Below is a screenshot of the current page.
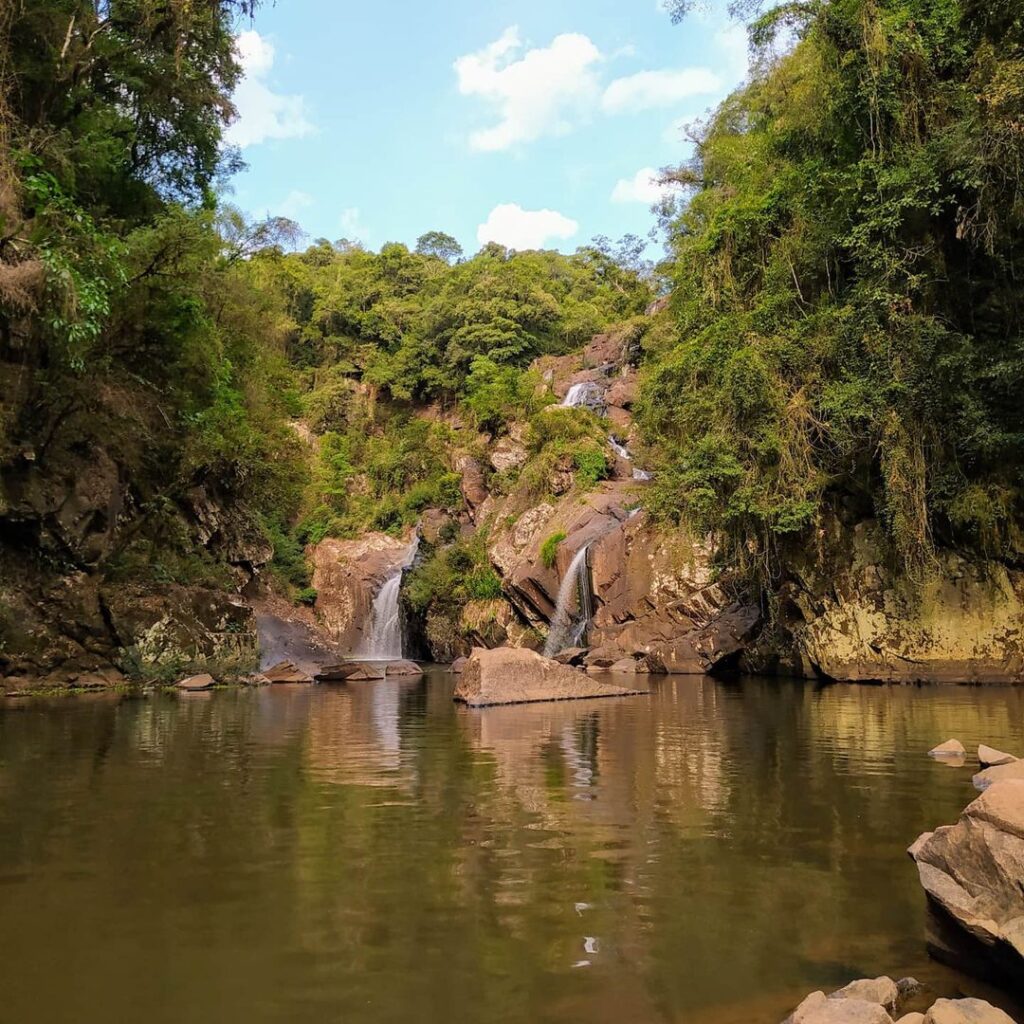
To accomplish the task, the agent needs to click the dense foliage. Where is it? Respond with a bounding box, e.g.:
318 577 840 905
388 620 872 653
641 0 1024 577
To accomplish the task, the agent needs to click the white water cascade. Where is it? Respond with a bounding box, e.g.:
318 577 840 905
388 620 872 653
356 534 420 660
607 434 652 482
561 381 604 410
543 544 594 657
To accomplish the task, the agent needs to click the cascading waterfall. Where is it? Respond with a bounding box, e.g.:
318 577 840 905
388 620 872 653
607 434 652 482
356 534 420 660
561 381 603 409
543 543 593 657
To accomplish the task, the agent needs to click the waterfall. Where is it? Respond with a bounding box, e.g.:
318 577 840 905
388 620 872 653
608 434 653 482
561 381 604 410
607 435 630 460
356 534 420 660
543 544 593 657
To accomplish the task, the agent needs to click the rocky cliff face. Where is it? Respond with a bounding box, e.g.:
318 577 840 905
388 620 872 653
0 378 268 687
310 532 415 652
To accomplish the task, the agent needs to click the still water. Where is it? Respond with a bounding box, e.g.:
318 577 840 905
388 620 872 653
1 674 1022 1024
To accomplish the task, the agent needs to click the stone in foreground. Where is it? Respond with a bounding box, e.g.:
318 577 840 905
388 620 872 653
908 780 1024 985
978 744 1017 768
784 991 892 1024
176 673 215 692
449 657 467 674
973 759 1024 791
923 999 1016 1024
454 647 647 707
830 978 899 1014
929 739 966 759
263 660 313 684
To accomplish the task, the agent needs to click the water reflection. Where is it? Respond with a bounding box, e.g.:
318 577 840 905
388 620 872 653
0 676 1021 1024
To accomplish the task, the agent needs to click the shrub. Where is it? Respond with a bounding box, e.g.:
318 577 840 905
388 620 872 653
540 531 566 569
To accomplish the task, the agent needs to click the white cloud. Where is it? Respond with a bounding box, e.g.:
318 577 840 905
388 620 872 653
476 203 578 250
278 189 313 219
602 67 720 114
454 27 603 152
339 207 369 242
225 30 315 148
611 167 675 204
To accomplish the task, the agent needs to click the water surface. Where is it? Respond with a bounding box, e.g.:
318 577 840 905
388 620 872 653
1 675 1022 1023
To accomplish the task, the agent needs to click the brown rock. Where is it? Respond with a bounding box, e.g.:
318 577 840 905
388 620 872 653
584 645 627 669
345 663 387 681
454 647 647 707
651 603 762 675
973 760 1024 790
552 647 588 666
263 660 313 684
896 1015 925 1024
978 745 1017 768
490 437 528 474
909 780 1024 983
784 991 894 1024
923 999 1016 1024
830 979 899 1013
315 663 361 682
176 673 215 692
457 456 488 509
386 659 423 676
450 656 467 674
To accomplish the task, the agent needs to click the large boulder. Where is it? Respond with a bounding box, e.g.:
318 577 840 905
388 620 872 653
923 1000 1016 1024
649 602 762 675
908 780 1024 984
453 647 647 707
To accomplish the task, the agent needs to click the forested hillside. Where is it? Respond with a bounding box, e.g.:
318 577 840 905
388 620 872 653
646 0 1024 579
2 0 1023 686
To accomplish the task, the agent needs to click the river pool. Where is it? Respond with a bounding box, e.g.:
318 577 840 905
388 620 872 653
1 674 1021 1023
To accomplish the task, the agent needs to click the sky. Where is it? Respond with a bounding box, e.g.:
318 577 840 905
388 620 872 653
225 0 750 255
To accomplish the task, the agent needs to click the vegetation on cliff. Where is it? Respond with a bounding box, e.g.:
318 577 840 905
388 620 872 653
643 0 1024 579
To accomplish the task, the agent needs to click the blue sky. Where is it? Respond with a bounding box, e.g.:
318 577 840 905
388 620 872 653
226 0 749 254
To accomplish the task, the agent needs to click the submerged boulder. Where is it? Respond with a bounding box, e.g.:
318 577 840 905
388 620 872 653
453 647 647 707
908 780 1024 984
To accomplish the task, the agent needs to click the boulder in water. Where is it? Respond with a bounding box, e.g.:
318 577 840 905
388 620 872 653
449 657 467 674
972 759 1024 790
454 647 646 707
908 780 1024 985
176 673 214 691
263 660 313 684
386 659 423 676
315 663 361 682
978 744 1017 767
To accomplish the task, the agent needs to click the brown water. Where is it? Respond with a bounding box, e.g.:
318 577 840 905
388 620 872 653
1 674 1022 1024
